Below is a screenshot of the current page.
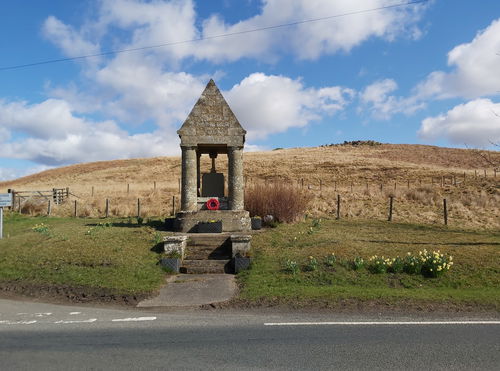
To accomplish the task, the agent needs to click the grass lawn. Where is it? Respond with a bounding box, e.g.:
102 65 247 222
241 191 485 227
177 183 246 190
0 213 166 301
1 212 499 310
239 218 500 309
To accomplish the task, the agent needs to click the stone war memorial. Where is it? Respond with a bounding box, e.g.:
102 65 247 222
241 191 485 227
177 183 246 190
164 79 252 274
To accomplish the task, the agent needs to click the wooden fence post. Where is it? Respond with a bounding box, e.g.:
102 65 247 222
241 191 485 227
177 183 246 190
172 195 176 216
484 169 487 178
388 196 393 222
91 186 94 197
380 183 383 192
350 182 353 193
47 200 51 216
9 190 16 211
319 179 322 193
137 198 141 218
105 199 109 218
334 181 337 192
127 184 130 194
154 181 156 191
394 181 397 191
178 178 181 193
336 195 341 220
407 179 410 189
443 198 448 226
73 200 77 217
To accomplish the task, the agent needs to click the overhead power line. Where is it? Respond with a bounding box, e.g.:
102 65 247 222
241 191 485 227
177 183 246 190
0 0 427 71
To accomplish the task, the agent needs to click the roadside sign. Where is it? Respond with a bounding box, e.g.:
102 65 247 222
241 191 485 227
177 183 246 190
0 193 12 239
0 193 12 207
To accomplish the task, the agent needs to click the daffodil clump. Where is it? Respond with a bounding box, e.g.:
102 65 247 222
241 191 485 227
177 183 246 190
305 256 319 271
368 256 405 274
324 253 337 267
367 255 391 274
284 259 299 275
419 249 453 278
31 223 50 236
352 256 364 270
403 253 423 274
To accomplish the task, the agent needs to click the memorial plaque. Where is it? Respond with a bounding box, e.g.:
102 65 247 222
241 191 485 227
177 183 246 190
202 173 224 197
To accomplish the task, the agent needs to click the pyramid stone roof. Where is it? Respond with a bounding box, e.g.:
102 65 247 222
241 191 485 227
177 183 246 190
178 79 246 148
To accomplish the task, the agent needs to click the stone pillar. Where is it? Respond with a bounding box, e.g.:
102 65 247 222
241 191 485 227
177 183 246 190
181 146 197 212
228 146 244 210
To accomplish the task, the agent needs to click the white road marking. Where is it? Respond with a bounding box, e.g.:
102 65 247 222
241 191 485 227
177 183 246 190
111 317 157 322
54 318 98 324
34 312 52 317
264 321 500 326
0 320 37 325
69 312 82 315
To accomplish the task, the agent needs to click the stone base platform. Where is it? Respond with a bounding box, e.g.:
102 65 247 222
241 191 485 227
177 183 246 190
174 210 251 233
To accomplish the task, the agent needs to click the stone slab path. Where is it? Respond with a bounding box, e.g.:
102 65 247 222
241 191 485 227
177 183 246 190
137 274 237 308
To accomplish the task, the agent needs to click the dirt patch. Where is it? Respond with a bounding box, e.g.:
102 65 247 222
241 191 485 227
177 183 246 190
204 296 499 316
0 281 153 307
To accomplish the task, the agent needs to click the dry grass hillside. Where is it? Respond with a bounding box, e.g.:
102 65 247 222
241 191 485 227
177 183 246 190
2 143 499 229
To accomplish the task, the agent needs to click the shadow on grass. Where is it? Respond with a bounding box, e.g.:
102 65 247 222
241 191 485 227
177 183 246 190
84 218 171 231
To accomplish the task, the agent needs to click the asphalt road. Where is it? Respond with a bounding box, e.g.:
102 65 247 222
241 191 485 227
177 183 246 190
1 299 499 370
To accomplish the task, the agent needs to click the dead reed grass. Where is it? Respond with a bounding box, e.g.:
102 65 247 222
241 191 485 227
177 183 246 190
245 183 313 223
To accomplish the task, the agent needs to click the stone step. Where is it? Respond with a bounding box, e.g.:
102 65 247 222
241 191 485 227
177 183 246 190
181 259 232 274
185 248 231 260
187 234 230 246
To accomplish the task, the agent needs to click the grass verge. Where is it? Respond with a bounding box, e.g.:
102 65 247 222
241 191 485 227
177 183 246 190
238 218 500 310
0 213 166 305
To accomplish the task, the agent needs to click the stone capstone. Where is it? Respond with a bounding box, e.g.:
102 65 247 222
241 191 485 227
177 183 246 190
163 235 188 260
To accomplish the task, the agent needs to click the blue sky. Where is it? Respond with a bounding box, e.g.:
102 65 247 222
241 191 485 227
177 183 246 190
1 0 500 180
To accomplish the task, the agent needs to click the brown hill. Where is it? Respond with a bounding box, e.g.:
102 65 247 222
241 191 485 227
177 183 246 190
2 144 499 229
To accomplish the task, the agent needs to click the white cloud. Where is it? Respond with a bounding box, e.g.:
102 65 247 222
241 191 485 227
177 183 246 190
418 99 500 147
94 55 205 126
0 99 97 139
415 18 500 100
0 98 180 166
44 0 426 65
42 16 100 58
195 0 426 61
360 78 424 119
225 73 354 140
